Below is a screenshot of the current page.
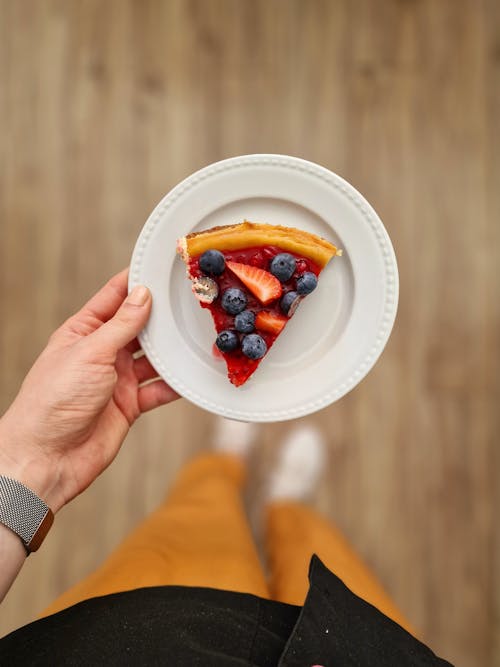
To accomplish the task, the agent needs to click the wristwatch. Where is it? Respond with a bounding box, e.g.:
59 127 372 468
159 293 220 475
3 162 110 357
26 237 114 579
0 476 54 553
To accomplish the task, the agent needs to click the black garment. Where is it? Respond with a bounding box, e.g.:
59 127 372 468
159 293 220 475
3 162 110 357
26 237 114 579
0 556 453 666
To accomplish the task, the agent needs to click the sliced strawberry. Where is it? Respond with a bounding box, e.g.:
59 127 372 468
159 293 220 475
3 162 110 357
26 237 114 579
226 261 282 305
255 310 287 335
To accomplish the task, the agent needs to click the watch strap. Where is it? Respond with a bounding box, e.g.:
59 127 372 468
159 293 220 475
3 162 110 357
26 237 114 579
0 476 54 553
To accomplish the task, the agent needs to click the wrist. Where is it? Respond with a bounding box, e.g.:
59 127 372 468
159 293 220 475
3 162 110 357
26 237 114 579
0 415 65 513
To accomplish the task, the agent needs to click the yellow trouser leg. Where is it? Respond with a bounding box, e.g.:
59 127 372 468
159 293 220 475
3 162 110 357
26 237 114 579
266 500 415 634
41 453 270 617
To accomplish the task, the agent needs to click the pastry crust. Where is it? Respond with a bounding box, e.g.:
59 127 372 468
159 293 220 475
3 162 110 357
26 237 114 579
177 221 339 268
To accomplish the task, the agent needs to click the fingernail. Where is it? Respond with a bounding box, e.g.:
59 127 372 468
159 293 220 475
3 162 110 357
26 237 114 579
127 285 150 306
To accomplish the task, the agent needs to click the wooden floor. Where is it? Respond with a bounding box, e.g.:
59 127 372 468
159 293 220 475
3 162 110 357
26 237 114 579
0 1 498 664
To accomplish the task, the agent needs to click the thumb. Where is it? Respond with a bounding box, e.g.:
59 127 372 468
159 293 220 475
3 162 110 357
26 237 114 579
89 285 152 354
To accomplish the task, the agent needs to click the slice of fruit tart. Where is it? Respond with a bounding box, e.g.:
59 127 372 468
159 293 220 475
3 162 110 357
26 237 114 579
176 221 341 387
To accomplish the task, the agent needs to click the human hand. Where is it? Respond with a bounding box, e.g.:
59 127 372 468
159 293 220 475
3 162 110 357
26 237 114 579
0 269 179 513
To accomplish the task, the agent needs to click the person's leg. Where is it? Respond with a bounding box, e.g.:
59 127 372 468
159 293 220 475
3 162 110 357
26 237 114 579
265 425 414 633
41 441 268 617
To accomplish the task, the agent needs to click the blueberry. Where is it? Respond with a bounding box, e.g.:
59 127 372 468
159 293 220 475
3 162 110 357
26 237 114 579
221 288 247 315
296 271 318 295
234 309 255 333
199 249 225 276
270 253 297 282
216 330 239 353
280 291 301 316
241 334 267 360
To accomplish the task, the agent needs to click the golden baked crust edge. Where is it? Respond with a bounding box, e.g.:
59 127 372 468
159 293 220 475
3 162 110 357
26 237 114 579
177 221 340 268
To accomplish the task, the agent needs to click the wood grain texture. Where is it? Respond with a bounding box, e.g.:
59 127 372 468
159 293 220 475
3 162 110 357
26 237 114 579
0 1 498 665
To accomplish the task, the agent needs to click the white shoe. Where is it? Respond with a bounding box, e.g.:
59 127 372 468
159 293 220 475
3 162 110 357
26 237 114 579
213 417 259 457
267 424 326 501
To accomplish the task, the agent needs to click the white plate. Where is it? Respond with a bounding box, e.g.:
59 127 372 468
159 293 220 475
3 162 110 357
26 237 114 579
129 154 398 422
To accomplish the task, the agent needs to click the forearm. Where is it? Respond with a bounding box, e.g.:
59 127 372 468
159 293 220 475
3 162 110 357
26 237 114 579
0 414 62 603
0 523 27 603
